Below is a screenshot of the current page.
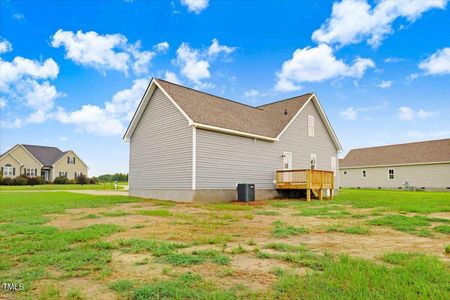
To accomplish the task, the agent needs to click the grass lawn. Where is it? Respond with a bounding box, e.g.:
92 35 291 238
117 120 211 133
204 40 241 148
0 182 126 190
0 189 449 299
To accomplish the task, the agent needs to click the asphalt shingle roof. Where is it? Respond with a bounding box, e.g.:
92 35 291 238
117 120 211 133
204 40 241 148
21 144 67 166
340 138 450 168
155 79 312 138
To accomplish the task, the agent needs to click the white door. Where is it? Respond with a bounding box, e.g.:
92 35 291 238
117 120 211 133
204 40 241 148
282 152 292 182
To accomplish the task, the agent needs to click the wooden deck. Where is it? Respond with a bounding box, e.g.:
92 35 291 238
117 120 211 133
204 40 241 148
275 169 334 201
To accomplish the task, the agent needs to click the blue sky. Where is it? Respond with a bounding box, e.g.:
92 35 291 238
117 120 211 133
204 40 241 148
1 0 449 175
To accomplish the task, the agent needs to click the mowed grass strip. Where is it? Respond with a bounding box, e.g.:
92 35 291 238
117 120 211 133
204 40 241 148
335 189 450 213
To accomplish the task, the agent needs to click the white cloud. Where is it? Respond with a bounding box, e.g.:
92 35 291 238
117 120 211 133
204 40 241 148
0 97 6 109
175 42 210 84
154 41 169 53
0 39 12 54
398 106 438 121
181 0 209 14
164 71 181 84
55 78 148 136
406 73 419 80
207 38 236 57
12 13 25 21
340 101 389 120
0 56 59 90
398 106 416 120
312 0 447 48
0 117 23 129
0 41 62 126
384 57 404 63
275 44 375 91
377 80 392 88
244 89 260 98
340 107 358 120
418 47 450 75
51 30 156 75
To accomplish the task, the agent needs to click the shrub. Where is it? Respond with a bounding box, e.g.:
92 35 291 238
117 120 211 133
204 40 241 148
88 177 98 184
68 179 76 184
1 177 13 185
27 176 45 186
12 176 28 185
76 174 88 185
53 176 69 184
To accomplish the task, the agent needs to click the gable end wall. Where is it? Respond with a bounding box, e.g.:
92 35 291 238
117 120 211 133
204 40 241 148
129 87 193 193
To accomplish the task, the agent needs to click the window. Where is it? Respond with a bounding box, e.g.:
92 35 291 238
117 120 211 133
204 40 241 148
59 171 67 178
3 164 13 176
362 170 367 178
330 157 336 174
26 168 37 177
388 169 395 180
343 171 348 175
310 153 317 170
67 157 75 164
74 172 78 178
307 115 315 137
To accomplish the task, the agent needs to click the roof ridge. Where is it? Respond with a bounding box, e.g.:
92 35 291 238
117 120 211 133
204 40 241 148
347 138 450 152
258 93 313 108
21 144 63 150
155 78 265 111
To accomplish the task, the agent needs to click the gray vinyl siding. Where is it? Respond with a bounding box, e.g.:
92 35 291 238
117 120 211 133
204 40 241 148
339 163 450 189
196 100 338 189
129 87 192 190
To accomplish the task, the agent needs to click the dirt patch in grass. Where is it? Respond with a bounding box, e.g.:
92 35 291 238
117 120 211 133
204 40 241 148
292 227 450 261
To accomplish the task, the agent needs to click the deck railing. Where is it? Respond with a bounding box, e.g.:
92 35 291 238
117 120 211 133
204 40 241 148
275 169 335 200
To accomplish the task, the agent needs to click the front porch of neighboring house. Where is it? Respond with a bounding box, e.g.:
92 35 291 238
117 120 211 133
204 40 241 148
275 169 335 201
1 165 53 181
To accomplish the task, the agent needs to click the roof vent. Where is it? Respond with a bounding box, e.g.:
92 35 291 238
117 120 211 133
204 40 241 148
284 109 288 115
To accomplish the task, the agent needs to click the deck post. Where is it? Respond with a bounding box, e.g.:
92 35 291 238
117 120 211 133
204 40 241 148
319 189 323 200
306 189 311 202
329 188 333 200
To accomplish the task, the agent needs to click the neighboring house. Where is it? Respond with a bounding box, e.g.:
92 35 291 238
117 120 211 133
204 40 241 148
124 78 342 202
0 144 88 181
339 139 450 190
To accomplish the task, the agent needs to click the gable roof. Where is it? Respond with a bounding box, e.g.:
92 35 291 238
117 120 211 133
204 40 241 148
21 144 68 166
1 144 80 167
124 78 342 151
340 138 450 168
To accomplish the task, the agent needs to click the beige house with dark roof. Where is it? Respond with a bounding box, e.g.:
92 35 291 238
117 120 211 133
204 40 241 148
124 78 342 202
0 144 88 182
339 139 450 190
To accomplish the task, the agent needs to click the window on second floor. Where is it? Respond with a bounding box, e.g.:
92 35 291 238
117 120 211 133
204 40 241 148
67 156 76 164
307 115 315 137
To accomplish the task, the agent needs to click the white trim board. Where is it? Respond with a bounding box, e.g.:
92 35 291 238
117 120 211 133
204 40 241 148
340 161 450 169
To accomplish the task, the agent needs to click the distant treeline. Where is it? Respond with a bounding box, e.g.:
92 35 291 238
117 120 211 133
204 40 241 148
96 173 128 182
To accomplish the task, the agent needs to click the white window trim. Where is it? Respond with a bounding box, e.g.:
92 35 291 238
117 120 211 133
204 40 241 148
3 164 13 176
307 115 315 137
388 169 395 180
